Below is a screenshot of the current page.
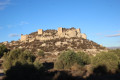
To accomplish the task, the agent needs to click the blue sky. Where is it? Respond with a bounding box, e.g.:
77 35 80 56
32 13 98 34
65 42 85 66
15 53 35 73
0 0 120 47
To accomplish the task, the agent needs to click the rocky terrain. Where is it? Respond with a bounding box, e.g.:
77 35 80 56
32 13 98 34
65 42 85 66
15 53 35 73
1 27 107 57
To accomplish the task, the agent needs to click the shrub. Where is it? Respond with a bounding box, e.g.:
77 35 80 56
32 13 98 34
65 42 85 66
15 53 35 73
2 49 36 71
53 71 74 80
0 44 8 58
92 52 119 73
54 50 90 69
54 60 64 69
4 63 45 80
109 49 120 61
55 50 77 69
76 52 91 65
37 50 44 57
34 60 43 70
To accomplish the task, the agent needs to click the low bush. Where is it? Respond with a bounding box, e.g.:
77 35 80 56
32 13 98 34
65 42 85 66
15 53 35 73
54 50 90 69
92 52 119 73
54 50 77 69
34 60 44 70
0 44 8 58
76 52 91 65
37 50 44 57
2 49 36 72
109 49 120 61
4 63 44 80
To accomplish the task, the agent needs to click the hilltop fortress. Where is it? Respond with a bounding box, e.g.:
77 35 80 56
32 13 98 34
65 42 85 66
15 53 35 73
21 27 87 42
2 27 107 56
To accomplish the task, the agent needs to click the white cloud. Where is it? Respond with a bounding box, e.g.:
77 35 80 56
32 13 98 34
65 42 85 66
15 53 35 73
9 33 20 37
0 0 10 10
105 33 120 37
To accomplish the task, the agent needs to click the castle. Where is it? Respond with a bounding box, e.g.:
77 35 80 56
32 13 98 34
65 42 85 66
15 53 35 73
21 27 87 42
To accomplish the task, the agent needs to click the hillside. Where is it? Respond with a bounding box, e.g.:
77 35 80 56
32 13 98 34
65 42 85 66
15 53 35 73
2 27 107 56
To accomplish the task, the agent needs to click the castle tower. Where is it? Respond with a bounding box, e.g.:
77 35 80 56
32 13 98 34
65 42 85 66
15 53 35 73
58 27 63 35
21 34 29 42
81 33 87 39
38 29 43 35
76 28 81 33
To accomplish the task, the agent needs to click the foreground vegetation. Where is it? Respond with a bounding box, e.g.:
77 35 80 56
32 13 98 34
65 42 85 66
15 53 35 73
54 50 90 69
0 44 120 80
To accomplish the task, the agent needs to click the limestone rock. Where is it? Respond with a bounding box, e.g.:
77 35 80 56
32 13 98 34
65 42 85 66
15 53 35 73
55 42 61 46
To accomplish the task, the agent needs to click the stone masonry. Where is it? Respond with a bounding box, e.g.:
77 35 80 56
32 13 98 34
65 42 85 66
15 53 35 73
38 29 43 35
21 34 29 42
21 27 87 42
58 27 63 35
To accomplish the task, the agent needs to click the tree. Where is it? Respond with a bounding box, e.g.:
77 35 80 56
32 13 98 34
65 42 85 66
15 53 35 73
0 44 8 58
54 50 90 69
2 49 36 72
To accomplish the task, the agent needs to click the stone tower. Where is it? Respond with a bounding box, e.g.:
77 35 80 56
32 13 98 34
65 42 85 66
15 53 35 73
81 33 87 39
38 29 43 35
76 28 81 33
58 27 63 35
21 34 29 42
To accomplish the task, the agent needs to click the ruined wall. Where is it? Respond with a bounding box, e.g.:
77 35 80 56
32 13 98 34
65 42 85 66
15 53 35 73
65 29 77 37
36 36 54 41
57 27 82 38
76 28 81 33
81 33 87 39
20 27 87 42
21 34 29 42
38 29 43 35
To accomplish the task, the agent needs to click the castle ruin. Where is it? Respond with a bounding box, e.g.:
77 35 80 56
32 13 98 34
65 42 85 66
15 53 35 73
21 27 87 42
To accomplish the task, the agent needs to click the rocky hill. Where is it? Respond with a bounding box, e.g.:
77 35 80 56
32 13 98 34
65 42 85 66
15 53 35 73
2 27 107 56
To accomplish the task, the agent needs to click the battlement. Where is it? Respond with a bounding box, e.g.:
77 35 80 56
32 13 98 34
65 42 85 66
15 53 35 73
21 27 87 42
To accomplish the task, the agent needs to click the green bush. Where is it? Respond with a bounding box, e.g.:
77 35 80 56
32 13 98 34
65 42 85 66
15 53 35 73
92 52 119 72
37 50 44 57
76 52 91 65
34 60 43 70
109 49 120 61
54 50 76 69
2 49 36 71
54 50 90 69
0 44 8 58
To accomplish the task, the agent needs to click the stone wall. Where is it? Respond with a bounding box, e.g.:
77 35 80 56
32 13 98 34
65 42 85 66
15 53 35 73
58 27 63 35
76 28 81 33
21 34 29 42
20 27 87 42
38 29 43 35
36 36 54 41
81 33 87 39
57 27 82 38
65 29 77 37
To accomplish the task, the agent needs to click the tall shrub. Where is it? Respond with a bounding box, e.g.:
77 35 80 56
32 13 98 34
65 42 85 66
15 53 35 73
0 44 8 58
92 52 119 72
2 49 36 71
54 50 90 69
